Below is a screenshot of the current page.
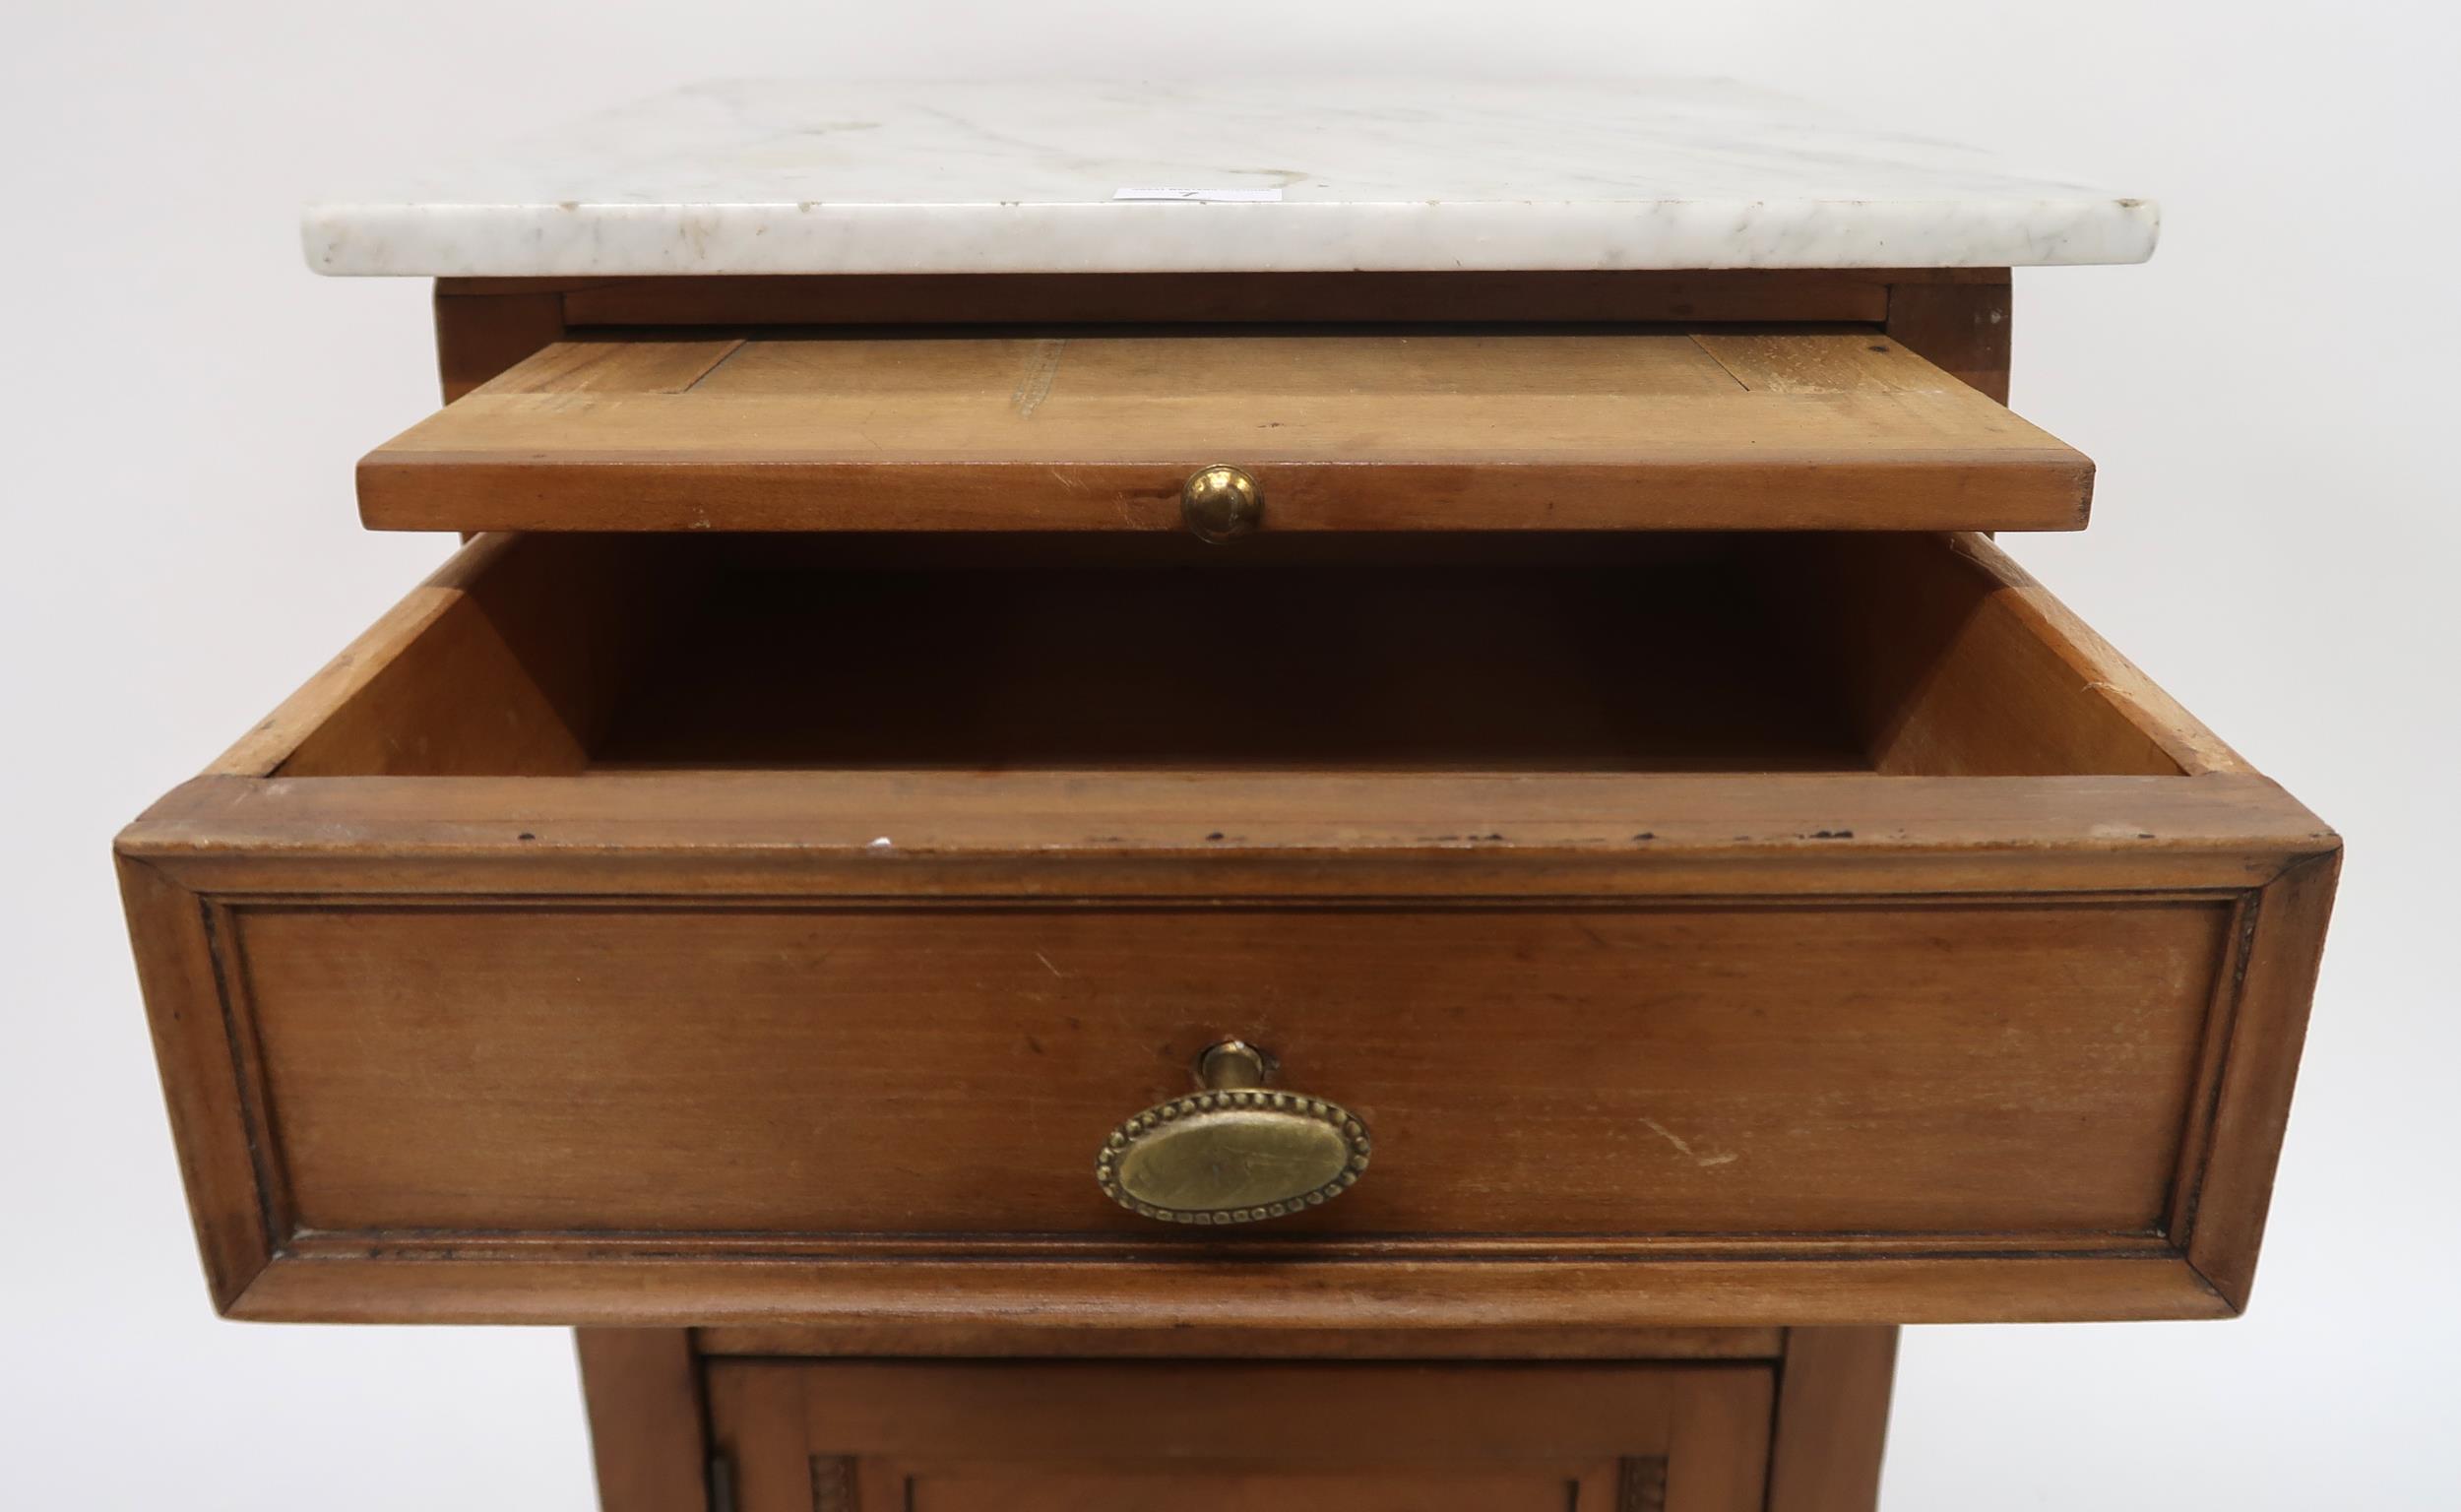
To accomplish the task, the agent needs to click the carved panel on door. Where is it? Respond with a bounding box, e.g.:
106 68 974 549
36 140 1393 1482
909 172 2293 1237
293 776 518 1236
709 1362 1766 1512
822 1455 1667 1511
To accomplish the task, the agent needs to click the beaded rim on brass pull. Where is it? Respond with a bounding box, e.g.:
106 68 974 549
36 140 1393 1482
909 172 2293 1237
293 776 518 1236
1096 1042 1372 1226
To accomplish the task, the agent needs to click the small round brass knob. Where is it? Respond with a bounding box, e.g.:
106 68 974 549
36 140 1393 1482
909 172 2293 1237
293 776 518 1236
1097 1040 1370 1226
1180 465 1262 542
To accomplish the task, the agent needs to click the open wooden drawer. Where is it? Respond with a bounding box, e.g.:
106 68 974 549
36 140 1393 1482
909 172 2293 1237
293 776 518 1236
359 327 2094 533
116 530 2335 1330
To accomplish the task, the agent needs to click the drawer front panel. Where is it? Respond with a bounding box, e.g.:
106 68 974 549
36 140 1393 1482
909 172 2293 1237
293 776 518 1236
235 898 2231 1243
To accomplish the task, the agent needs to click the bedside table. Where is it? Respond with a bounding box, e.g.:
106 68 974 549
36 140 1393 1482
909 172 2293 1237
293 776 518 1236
118 79 2336 1512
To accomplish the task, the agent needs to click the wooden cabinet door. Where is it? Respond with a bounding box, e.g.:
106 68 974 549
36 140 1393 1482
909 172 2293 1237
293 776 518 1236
707 1360 1772 1512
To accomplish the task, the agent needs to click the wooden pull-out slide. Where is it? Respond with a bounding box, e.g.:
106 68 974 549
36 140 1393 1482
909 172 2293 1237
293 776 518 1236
358 329 2092 533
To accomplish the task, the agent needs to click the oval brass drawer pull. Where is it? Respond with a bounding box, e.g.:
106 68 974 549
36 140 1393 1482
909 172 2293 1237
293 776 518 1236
1097 1040 1370 1226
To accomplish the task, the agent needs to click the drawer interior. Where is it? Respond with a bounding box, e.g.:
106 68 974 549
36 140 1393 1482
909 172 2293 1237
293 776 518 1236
132 525 2334 1328
271 532 2194 782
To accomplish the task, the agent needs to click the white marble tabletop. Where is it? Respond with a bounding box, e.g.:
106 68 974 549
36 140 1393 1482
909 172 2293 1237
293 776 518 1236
303 79 2158 277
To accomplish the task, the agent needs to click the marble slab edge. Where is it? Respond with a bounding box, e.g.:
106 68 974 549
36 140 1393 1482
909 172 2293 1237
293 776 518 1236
301 197 2160 278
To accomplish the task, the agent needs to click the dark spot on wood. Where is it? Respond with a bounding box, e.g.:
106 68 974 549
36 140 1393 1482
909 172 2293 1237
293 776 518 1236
1806 829 1855 840
1632 832 1657 842
1206 832 1225 842
1867 344 1889 353
516 832 536 842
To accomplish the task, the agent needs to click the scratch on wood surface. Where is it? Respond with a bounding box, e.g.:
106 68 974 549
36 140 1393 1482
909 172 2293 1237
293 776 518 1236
1011 339 1067 417
1639 1117 1738 1168
1035 951 1064 977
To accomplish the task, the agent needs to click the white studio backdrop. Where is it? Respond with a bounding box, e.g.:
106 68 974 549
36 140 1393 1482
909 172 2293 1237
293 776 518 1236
4 3 2453 1506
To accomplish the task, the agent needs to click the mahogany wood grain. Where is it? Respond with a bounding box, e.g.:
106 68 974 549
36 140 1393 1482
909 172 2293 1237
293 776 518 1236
230 898 2230 1238
434 285 567 403
239 530 2212 782
705 1361 806 1512
261 532 701 779
705 1360 1772 1512
460 269 1923 329
224 1252 2233 1329
115 858 274 1309
689 1322 1785 1360
140 261 2295 1510
587 553 1865 774
427 267 2012 423
896 1468 1584 1512
1766 1328 1898 1512
2181 849 2342 1308
577 1330 710 1512
677 1320 1827 1508
359 331 2090 534
116 530 2336 1327
1884 277 2014 404
136 767 2324 900
1764 533 2243 778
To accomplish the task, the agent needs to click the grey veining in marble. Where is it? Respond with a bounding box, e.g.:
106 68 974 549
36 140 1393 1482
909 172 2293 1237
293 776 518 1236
303 79 2158 277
